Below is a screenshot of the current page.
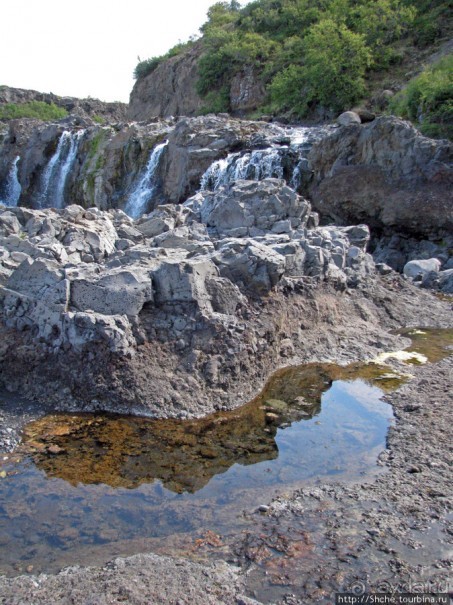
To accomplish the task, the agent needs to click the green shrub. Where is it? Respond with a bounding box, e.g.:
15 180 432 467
133 40 196 80
389 54 453 139
269 65 307 114
0 101 68 121
199 87 231 114
270 19 371 116
133 57 163 80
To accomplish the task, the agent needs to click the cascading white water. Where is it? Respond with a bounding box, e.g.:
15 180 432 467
0 156 21 207
124 140 168 219
200 124 334 193
40 130 85 208
200 148 285 191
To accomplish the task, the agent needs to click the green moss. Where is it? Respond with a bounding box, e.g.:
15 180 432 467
87 131 105 160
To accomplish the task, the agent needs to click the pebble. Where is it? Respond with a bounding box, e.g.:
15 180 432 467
258 505 270 513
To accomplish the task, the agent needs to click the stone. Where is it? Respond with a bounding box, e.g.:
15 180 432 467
137 214 175 238
152 257 218 315
199 179 310 238
376 263 393 276
403 258 441 280
71 269 153 316
337 111 361 126
309 116 453 239
213 238 286 294
438 268 453 293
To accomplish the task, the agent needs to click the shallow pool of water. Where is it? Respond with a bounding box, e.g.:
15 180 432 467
0 362 402 576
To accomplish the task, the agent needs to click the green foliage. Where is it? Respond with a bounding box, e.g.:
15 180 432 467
92 114 105 124
348 0 415 67
389 55 453 139
405 0 452 47
133 40 195 80
195 0 420 117
87 131 106 160
133 57 163 80
0 101 68 121
200 1 241 34
199 87 231 114
136 0 451 118
268 65 307 114
300 20 372 111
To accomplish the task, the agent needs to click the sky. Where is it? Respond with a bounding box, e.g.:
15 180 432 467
1 0 249 103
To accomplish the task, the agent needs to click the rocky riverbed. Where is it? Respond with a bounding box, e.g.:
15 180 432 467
0 107 452 603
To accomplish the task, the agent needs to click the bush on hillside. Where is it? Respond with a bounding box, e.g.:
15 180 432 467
389 55 453 139
270 20 371 116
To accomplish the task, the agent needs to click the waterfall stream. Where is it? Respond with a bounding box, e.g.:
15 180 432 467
199 125 332 193
40 130 85 208
0 156 21 207
124 141 168 219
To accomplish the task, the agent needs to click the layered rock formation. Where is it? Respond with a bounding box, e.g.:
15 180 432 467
128 45 205 120
3 176 444 417
0 115 304 213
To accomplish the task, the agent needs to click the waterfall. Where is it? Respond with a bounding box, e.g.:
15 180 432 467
0 156 21 207
40 130 85 208
124 140 168 219
200 148 285 191
200 124 334 193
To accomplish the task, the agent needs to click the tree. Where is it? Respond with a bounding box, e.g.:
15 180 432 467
301 19 372 112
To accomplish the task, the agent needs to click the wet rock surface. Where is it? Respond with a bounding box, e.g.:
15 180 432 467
0 552 259 605
0 338 451 604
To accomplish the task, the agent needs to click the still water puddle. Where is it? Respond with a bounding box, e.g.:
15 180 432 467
0 363 400 576
374 327 453 365
0 328 450 577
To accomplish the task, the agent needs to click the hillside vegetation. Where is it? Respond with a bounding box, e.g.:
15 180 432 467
134 0 452 136
0 100 68 121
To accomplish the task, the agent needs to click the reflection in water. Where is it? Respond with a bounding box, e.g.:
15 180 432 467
23 363 400 493
398 327 453 363
0 361 404 576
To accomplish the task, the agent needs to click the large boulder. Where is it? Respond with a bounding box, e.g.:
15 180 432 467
213 238 286 295
309 117 453 238
196 179 311 238
71 269 153 316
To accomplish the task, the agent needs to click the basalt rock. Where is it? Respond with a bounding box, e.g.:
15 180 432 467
0 115 299 212
0 180 403 417
309 116 453 239
128 44 266 120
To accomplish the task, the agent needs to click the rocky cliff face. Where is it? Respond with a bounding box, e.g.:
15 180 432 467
128 45 205 121
308 117 453 238
1 114 451 272
0 103 452 417
0 114 315 213
128 45 267 120
0 85 128 122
